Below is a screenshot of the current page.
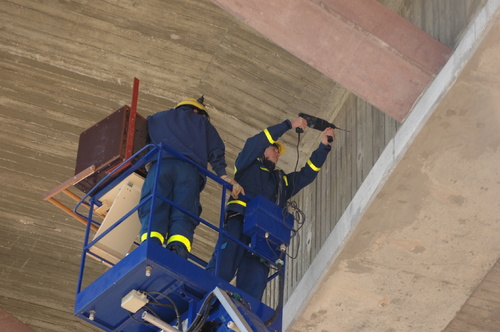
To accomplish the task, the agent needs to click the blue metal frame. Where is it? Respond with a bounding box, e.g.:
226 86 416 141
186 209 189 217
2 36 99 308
72 143 287 331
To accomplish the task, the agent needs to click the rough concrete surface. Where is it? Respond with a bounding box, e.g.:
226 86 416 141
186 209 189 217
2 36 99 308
289 11 500 332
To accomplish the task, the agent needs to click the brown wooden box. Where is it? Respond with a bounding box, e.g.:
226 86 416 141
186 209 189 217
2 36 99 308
74 105 148 193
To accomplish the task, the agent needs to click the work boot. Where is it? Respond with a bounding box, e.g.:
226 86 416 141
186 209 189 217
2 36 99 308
142 237 163 246
166 241 189 259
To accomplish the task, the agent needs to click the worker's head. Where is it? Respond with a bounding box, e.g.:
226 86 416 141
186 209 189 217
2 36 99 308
264 141 285 164
176 95 210 120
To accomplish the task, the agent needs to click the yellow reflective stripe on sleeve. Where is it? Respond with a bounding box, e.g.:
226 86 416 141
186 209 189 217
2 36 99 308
307 159 321 172
263 129 276 144
167 235 192 252
226 200 247 207
141 232 165 244
234 165 238 174
283 175 289 186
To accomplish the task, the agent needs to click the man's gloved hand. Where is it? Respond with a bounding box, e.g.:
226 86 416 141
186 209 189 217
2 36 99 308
221 175 245 199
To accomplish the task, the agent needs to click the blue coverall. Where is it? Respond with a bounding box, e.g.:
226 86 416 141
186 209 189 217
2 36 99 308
206 120 331 300
138 106 227 257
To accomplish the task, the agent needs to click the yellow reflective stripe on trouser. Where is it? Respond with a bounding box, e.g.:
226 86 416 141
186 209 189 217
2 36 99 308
307 159 321 172
263 129 276 144
141 232 165 244
227 200 247 207
167 235 192 252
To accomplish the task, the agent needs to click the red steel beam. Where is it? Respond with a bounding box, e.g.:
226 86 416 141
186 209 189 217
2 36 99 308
210 0 452 122
126 77 140 159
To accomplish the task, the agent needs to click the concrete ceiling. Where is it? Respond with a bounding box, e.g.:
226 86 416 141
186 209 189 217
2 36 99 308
1 0 499 331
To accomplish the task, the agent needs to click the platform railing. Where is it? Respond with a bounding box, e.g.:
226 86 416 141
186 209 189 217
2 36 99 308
72 142 283 295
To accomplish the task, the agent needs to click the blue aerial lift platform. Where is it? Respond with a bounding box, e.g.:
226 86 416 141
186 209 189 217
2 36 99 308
44 79 295 331
70 142 291 332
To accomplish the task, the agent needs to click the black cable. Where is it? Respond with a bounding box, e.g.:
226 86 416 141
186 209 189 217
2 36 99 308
286 201 306 231
144 304 161 319
190 302 213 331
224 290 252 311
294 131 301 173
282 131 308 259
144 296 175 310
146 300 175 310
282 200 306 260
285 231 300 260
127 311 152 326
145 291 183 331
264 203 305 262
287 130 301 200
186 291 217 332
188 289 251 332
137 289 217 332
265 236 281 261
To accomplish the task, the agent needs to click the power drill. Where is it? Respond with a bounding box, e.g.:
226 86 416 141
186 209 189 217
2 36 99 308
296 113 349 142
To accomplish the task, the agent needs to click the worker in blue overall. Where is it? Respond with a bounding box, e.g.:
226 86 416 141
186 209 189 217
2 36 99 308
138 96 243 259
206 116 334 300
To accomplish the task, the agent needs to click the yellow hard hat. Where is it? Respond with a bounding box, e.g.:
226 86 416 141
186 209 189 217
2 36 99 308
273 141 286 156
176 97 206 111
175 95 209 120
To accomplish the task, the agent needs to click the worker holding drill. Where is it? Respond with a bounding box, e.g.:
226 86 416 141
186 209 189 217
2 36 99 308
206 116 334 300
138 96 243 259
